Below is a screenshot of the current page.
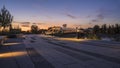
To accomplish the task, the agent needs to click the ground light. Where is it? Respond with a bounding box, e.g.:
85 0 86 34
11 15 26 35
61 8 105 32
0 51 27 58
3 42 21 46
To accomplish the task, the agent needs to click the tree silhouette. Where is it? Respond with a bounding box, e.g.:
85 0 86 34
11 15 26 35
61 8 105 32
0 13 2 28
0 6 13 31
115 24 120 34
31 25 39 34
101 24 107 34
93 25 100 34
62 24 67 28
108 25 112 34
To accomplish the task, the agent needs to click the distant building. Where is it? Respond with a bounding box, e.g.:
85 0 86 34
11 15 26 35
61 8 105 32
46 26 62 34
46 26 76 35
84 28 93 34
62 28 76 33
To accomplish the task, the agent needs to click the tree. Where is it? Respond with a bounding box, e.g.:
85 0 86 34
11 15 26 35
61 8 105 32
115 24 120 34
93 25 100 34
108 25 112 34
101 24 107 34
0 13 2 29
119 24 120 34
31 25 39 34
111 25 115 35
0 6 13 31
62 24 67 28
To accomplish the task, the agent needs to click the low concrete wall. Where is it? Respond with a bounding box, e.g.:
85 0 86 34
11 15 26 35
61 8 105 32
0 36 6 46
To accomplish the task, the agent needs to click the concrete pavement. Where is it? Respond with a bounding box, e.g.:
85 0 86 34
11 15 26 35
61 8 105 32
24 35 120 68
0 38 35 68
0 37 54 68
0 35 120 68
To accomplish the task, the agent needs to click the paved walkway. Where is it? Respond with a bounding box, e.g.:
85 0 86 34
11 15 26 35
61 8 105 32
0 35 120 68
0 38 54 68
24 35 120 68
0 38 34 68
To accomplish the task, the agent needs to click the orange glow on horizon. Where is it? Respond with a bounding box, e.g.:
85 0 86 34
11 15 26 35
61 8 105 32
12 21 91 31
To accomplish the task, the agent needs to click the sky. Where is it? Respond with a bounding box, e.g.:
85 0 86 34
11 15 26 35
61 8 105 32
0 0 120 30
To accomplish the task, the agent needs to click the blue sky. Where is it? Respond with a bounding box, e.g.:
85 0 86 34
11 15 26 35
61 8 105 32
0 0 120 28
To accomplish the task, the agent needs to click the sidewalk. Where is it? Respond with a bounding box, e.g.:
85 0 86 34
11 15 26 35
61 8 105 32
0 38 34 68
28 35 120 68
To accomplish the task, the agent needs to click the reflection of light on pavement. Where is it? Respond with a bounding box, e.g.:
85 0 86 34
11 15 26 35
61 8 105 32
57 38 89 42
3 43 21 46
0 51 26 58
40 35 90 42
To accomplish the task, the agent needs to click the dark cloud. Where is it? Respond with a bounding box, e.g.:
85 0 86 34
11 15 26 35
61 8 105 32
91 13 104 23
64 12 77 19
62 7 78 19
91 19 99 22
37 23 45 25
91 9 105 23
32 23 45 25
97 14 104 20
21 22 30 27
66 14 76 19
21 22 30 24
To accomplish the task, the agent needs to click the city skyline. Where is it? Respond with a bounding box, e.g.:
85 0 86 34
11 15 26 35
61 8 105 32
0 0 120 30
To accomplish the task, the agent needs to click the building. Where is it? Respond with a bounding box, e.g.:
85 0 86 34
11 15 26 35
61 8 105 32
46 26 62 34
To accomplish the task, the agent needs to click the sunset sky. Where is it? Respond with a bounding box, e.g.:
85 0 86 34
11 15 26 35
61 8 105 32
0 0 120 30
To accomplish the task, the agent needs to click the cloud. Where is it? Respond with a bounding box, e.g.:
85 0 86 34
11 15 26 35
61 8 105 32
86 15 91 18
66 14 76 19
91 19 98 22
21 22 30 27
21 22 30 24
31 22 45 25
97 14 104 20
37 23 45 25
91 14 104 23
21 24 29 27
64 12 77 19
91 10 105 23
